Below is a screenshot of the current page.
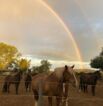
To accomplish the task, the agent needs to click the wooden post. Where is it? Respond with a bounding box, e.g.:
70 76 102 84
38 80 44 106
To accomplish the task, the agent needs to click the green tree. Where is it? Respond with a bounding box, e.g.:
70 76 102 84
0 42 20 70
39 60 51 73
32 66 40 74
100 47 103 56
32 60 51 74
90 56 103 70
90 48 103 70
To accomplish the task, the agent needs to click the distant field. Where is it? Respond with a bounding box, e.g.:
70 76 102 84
0 71 103 106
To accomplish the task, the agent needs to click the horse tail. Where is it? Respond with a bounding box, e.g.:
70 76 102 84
2 82 8 92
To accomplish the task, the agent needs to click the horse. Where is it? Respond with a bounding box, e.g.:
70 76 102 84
79 71 101 96
24 69 32 92
2 69 22 94
32 65 78 106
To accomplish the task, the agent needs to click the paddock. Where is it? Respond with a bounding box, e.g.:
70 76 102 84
0 75 103 106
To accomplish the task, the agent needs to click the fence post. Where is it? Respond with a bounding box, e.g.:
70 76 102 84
38 80 44 106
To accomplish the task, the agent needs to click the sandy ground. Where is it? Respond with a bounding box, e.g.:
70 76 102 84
0 76 103 106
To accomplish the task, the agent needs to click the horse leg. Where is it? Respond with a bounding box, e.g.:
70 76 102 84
25 82 28 92
62 97 68 106
81 84 83 92
83 84 86 93
79 79 82 92
85 85 88 93
29 83 31 92
33 90 39 106
2 82 7 93
79 83 82 92
15 83 19 94
63 83 69 106
48 96 52 106
79 82 84 92
91 85 95 96
7 83 10 93
56 97 62 106
82 84 84 92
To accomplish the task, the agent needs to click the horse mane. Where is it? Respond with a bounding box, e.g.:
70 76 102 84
54 65 75 78
45 67 66 82
53 66 66 80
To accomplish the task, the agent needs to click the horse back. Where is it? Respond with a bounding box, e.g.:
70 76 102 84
4 75 12 82
32 73 48 89
4 72 21 84
80 73 98 85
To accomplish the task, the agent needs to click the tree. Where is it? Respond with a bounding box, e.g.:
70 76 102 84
0 42 20 70
18 58 31 72
90 48 103 70
39 60 51 73
90 56 103 70
32 66 41 74
6 59 19 70
100 47 103 56
32 60 51 74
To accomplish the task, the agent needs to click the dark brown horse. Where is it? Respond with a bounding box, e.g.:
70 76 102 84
2 69 22 94
79 71 101 96
24 69 32 92
32 65 78 106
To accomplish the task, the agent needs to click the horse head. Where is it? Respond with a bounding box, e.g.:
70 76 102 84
63 65 78 88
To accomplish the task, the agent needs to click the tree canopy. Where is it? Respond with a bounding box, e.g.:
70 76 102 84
90 48 103 70
0 43 20 70
32 60 51 74
90 56 103 69
0 43 51 73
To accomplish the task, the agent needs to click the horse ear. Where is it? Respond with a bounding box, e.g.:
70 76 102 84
71 65 75 69
65 65 68 70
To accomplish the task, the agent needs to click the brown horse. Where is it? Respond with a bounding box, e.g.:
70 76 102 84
24 69 32 92
79 71 101 96
32 65 78 106
2 69 22 94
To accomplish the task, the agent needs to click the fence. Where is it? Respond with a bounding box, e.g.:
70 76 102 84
0 72 103 106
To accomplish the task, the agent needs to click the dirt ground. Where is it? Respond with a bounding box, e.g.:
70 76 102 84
0 76 103 106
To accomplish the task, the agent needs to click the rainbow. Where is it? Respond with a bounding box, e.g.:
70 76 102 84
38 0 83 63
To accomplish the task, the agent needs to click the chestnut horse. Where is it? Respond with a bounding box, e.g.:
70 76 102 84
32 65 78 106
24 69 32 92
2 70 22 94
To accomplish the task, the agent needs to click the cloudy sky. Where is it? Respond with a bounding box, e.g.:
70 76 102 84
0 0 103 68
